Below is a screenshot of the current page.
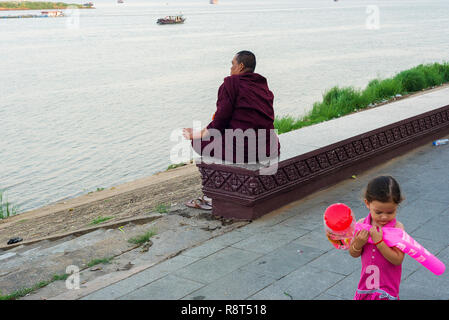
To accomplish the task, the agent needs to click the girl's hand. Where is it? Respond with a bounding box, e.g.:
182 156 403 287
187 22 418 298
353 230 369 249
182 128 193 140
369 226 383 244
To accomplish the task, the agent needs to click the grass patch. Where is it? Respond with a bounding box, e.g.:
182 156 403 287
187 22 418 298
154 203 169 213
88 187 105 195
0 273 69 300
51 273 70 281
128 229 157 245
87 257 114 268
90 216 113 225
362 78 403 103
166 162 187 171
274 61 449 134
0 190 19 219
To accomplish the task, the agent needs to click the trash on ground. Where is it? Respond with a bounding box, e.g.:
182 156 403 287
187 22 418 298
7 237 23 245
140 240 153 252
432 139 448 146
117 262 134 271
90 266 102 271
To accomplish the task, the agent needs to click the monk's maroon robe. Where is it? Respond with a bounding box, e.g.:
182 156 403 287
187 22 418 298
192 72 280 163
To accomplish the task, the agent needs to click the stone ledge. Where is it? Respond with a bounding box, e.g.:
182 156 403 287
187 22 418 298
196 89 449 220
0 213 163 251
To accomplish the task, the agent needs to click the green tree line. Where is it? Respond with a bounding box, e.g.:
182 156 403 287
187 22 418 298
0 2 86 9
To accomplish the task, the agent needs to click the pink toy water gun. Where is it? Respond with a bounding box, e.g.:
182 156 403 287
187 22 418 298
324 203 445 276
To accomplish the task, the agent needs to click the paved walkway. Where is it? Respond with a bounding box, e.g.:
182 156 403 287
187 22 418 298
81 135 449 300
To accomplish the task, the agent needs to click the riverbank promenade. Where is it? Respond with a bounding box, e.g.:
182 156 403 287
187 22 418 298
78 133 449 300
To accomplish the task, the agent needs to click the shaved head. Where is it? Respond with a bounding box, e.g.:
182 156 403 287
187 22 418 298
235 51 256 73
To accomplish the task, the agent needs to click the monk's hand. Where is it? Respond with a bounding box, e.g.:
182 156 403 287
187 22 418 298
353 230 369 250
182 128 193 140
369 226 383 244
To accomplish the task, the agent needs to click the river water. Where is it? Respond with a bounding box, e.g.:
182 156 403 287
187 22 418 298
1 0 448 213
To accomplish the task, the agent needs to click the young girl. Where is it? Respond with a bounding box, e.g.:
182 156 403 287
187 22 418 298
349 175 406 300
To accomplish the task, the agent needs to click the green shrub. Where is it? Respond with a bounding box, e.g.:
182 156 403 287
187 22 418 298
394 68 426 92
415 63 444 87
154 203 169 213
87 257 113 267
0 190 19 219
274 62 449 135
0 272 68 300
362 78 403 102
311 86 365 120
128 230 157 245
90 216 113 225
166 162 187 171
439 61 449 82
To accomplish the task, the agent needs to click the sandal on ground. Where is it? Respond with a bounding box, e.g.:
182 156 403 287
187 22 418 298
185 198 212 210
201 195 212 206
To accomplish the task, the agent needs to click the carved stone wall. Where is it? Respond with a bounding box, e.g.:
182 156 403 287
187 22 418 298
196 105 449 218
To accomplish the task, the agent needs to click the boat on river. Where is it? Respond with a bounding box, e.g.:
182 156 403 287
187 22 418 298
157 15 185 25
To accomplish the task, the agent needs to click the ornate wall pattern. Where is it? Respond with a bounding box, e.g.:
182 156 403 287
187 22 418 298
197 107 449 201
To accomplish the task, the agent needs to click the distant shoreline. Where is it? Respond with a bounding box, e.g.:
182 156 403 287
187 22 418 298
0 1 96 11
0 7 95 11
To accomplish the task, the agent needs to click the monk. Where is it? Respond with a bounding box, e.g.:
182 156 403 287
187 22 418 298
183 51 280 164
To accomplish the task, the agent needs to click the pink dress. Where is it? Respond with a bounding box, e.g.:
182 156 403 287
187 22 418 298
353 214 402 300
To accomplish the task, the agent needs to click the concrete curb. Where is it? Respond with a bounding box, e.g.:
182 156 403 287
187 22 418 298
197 88 449 219
48 222 249 300
1 213 163 251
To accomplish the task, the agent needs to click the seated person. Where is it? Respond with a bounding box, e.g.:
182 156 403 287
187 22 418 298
183 50 280 164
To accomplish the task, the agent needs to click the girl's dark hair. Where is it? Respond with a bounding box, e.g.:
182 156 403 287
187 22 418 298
364 176 404 204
